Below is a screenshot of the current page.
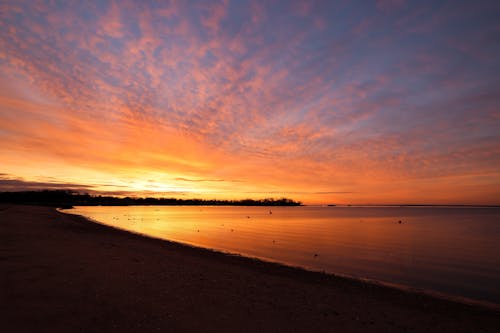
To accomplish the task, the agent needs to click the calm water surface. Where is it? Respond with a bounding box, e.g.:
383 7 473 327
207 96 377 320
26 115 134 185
70 206 500 305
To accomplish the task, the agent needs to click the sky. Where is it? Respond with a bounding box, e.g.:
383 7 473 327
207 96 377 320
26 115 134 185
0 0 499 205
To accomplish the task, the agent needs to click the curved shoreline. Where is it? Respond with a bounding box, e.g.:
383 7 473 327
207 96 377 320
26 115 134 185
2 205 499 332
61 207 500 311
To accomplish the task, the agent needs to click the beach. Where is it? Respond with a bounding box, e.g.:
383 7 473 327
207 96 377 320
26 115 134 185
1 205 499 332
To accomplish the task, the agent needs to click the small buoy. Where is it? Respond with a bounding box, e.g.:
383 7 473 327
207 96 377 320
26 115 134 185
314 253 319 257
398 220 402 224
269 210 272 214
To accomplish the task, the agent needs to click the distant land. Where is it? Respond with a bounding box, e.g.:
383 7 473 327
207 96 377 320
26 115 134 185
328 204 500 208
0 190 302 207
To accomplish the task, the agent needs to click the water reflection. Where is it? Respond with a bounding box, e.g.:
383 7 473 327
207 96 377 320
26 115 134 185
70 206 500 305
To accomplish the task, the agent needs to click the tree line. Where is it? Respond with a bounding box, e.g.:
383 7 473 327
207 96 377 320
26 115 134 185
0 190 302 207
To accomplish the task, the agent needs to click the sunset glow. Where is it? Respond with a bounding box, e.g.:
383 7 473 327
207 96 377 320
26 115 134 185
1 0 499 204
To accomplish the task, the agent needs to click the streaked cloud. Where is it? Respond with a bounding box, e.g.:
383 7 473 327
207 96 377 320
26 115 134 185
0 174 93 192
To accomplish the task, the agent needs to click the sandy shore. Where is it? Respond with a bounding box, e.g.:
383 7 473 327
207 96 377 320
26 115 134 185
1 205 498 332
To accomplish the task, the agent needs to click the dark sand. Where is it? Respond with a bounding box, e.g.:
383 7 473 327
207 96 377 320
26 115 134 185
1 205 499 332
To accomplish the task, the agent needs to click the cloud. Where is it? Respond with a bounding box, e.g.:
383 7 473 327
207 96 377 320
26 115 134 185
173 177 243 183
0 0 499 204
0 174 93 192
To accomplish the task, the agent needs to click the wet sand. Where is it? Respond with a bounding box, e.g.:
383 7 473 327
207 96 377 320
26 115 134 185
1 205 499 332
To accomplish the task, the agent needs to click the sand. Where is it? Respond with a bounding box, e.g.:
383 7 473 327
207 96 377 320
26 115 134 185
1 205 499 332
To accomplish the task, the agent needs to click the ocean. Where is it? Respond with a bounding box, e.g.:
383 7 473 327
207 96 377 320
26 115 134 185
69 205 500 306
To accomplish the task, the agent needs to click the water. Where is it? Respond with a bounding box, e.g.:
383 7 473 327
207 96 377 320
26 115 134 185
69 205 500 306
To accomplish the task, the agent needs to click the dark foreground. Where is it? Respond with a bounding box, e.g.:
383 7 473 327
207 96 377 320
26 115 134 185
1 205 498 332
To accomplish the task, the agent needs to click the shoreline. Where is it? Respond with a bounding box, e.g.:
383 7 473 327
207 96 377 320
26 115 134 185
2 205 499 332
61 207 500 311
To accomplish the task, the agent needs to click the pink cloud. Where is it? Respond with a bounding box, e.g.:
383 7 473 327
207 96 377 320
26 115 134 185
100 1 125 38
201 0 228 34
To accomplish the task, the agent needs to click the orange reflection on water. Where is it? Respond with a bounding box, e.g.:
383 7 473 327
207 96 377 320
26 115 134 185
70 205 500 305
